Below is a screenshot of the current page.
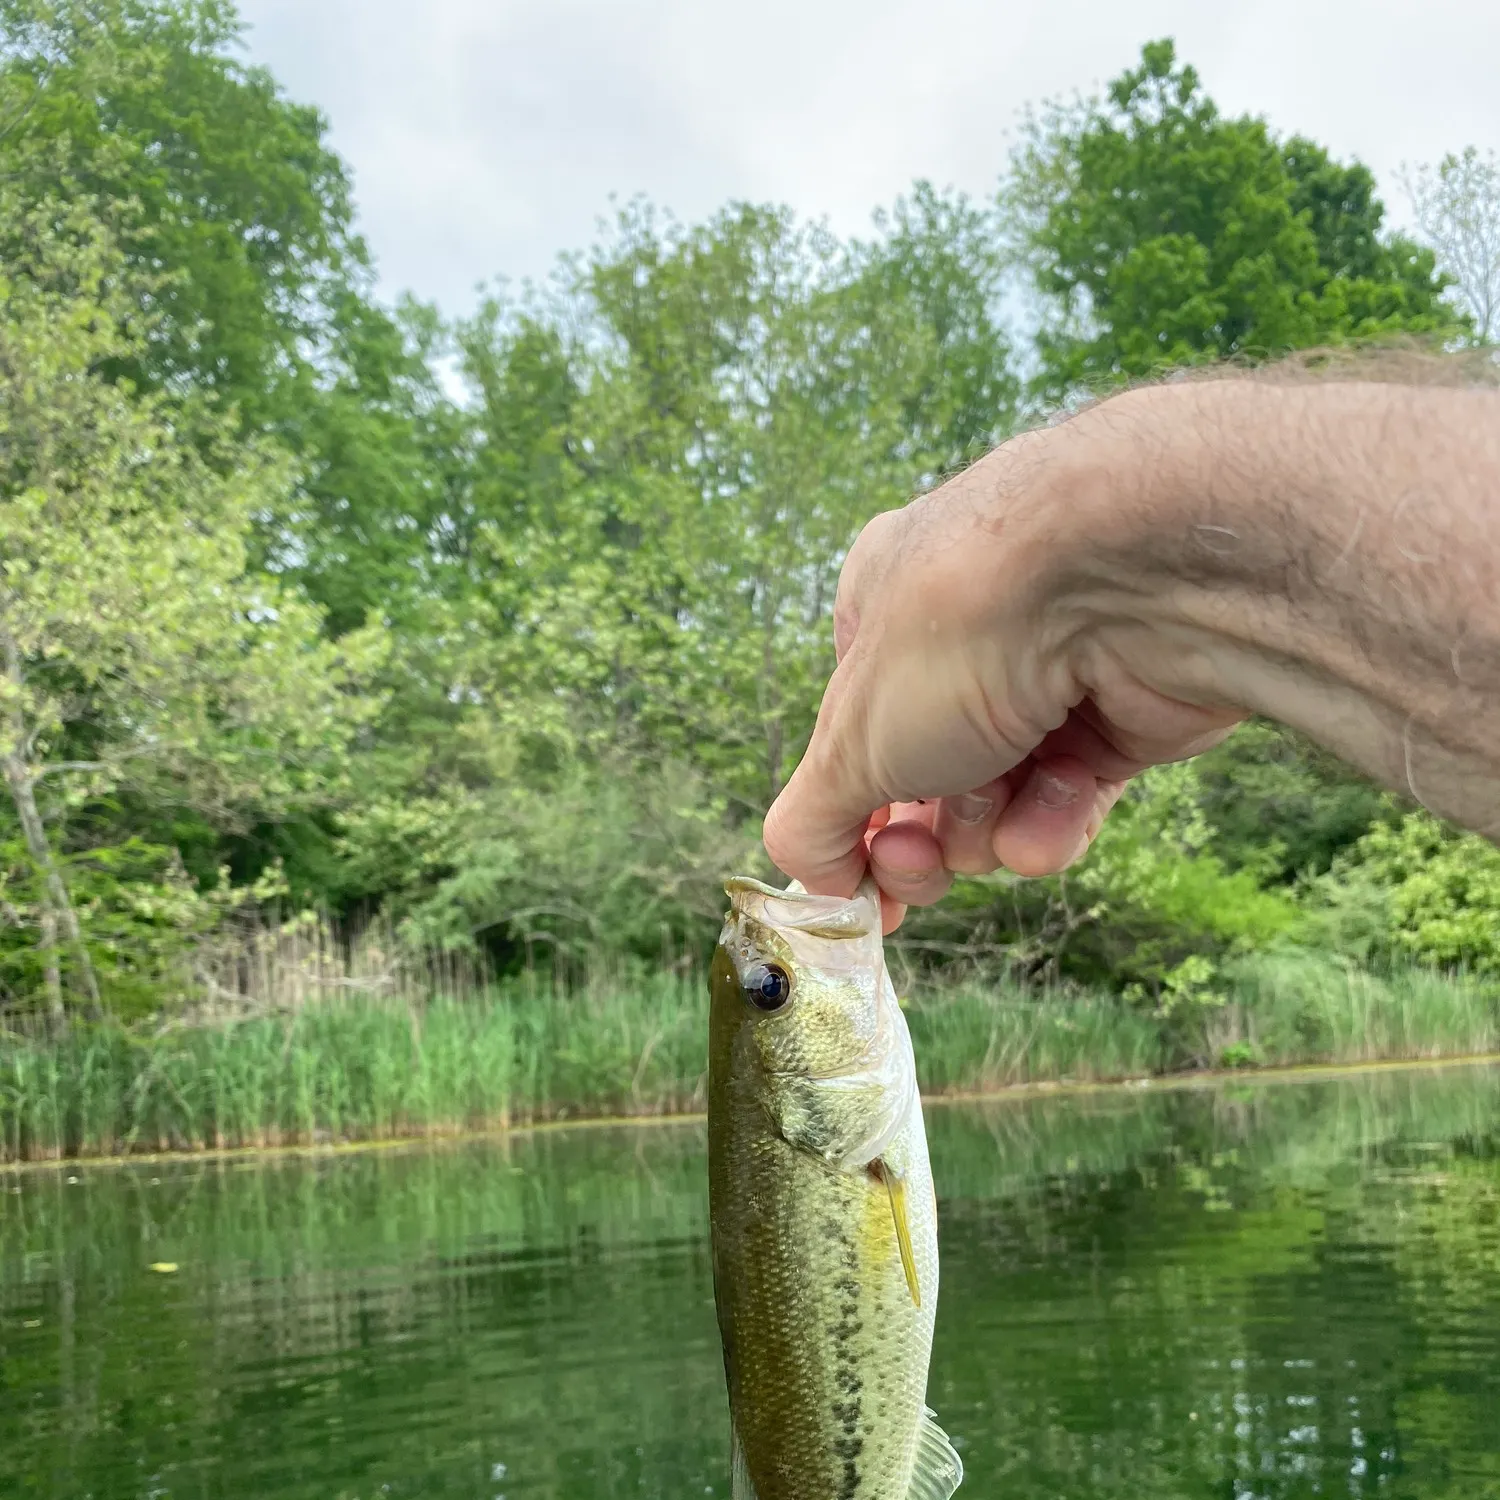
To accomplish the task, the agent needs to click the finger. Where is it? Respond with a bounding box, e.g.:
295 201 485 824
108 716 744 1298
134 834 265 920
1088 779 1129 842
991 755 1102 878
765 651 1028 896
764 664 885 898
932 777 1016 875
861 805 934 935
1060 777 1130 867
766 549 1038 896
867 817 953 910
879 891 908 936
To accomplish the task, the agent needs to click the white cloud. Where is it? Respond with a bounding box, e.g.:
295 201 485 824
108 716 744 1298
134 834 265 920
236 0 1500 315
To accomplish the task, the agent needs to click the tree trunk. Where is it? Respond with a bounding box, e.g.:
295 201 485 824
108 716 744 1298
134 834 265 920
3 756 102 1022
38 904 62 1028
1 632 101 1022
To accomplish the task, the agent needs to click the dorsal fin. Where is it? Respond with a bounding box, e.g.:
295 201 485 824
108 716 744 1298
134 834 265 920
908 1408 964 1500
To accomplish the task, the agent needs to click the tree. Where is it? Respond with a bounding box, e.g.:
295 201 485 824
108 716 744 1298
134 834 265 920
0 0 470 638
851 182 1020 481
1316 811 1500 976
0 201 380 1020
326 194 1020 958
1403 147 1500 344
1190 721 1393 884
455 197 1018 809
1007 40 1462 396
0 0 353 412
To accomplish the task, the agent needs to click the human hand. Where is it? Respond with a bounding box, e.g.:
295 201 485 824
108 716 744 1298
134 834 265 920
763 391 1251 931
765 374 1500 932
762 381 1302 930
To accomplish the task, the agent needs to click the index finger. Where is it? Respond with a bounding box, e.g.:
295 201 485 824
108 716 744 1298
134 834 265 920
764 623 1012 896
763 696 883 897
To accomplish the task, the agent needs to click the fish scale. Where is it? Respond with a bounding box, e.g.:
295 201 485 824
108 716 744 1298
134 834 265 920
708 877 963 1500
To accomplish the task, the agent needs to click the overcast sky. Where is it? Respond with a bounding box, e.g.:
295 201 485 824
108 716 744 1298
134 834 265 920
235 0 1500 318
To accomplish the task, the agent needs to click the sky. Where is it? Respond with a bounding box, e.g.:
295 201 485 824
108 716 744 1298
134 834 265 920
235 0 1500 319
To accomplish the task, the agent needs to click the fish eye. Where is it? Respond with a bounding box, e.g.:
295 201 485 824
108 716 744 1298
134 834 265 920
743 962 792 1012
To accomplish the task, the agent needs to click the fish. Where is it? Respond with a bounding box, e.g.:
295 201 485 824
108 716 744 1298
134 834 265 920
708 874 963 1500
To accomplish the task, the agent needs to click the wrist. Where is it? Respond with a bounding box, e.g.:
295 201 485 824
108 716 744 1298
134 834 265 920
1016 383 1311 715
1044 378 1500 833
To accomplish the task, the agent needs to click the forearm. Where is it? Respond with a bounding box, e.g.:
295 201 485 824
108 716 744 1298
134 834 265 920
1062 380 1500 837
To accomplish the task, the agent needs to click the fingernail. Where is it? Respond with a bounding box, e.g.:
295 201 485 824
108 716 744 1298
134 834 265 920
1035 774 1080 810
952 793 994 825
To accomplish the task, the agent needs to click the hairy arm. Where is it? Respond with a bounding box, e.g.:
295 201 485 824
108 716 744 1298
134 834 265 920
763 378 1500 924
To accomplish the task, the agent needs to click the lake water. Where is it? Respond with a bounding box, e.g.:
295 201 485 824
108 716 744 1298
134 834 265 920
3 1064 1499 1499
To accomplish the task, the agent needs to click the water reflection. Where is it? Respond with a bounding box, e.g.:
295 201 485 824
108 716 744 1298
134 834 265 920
2 1066 1498 1498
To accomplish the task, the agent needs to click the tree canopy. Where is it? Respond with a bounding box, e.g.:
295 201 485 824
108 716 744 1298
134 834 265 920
1008 39 1464 395
0 9 1492 1016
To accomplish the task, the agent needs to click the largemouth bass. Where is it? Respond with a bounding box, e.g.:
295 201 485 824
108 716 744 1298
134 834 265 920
708 875 963 1500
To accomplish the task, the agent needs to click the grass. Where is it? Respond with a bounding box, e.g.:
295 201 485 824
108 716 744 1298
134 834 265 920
0 972 709 1160
1210 950 1500 1065
905 979 1164 1091
1 953 1495 1162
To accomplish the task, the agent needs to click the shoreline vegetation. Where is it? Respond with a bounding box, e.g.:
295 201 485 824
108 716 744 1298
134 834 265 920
8 1052 1500 1176
4 945 1495 1163
0 13 1497 1174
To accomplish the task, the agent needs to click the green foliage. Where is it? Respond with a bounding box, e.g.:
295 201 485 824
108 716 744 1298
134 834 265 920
1209 947 1499 1067
0 3 1491 1050
1315 812 1500 975
373 758 761 969
1008 39 1463 395
0 833 284 1019
1072 765 1303 978
0 0 470 639
0 0 351 410
0 196 380 1016
1189 720 1392 882
900 761 1302 994
451 194 1017 811
906 982 1163 1091
3 958 1493 1160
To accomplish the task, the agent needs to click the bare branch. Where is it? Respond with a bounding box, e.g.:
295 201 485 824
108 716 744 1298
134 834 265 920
31 759 110 781
1404 148 1500 344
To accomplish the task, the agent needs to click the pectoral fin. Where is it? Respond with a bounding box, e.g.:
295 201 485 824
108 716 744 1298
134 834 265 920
873 1158 921 1308
907 1407 964 1500
730 1418 760 1500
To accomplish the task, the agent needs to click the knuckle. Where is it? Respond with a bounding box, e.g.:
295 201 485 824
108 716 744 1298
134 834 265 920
760 801 797 872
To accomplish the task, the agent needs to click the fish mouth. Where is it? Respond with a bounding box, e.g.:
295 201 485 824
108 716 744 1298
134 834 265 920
723 875 881 940
723 876 798 899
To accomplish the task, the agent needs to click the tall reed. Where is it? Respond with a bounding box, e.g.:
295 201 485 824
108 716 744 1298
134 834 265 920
1 938 1494 1162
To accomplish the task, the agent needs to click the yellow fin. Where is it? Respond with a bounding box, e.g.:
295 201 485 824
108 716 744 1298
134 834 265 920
881 1162 921 1308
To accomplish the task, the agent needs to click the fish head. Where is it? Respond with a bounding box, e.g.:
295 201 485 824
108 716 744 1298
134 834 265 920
711 875 889 1081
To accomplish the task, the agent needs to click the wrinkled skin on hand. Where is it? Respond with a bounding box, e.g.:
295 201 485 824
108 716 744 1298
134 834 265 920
764 402 1243 932
764 378 1500 932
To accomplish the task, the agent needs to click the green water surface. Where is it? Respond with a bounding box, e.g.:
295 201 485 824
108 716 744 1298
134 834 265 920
3 1065 1499 1498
